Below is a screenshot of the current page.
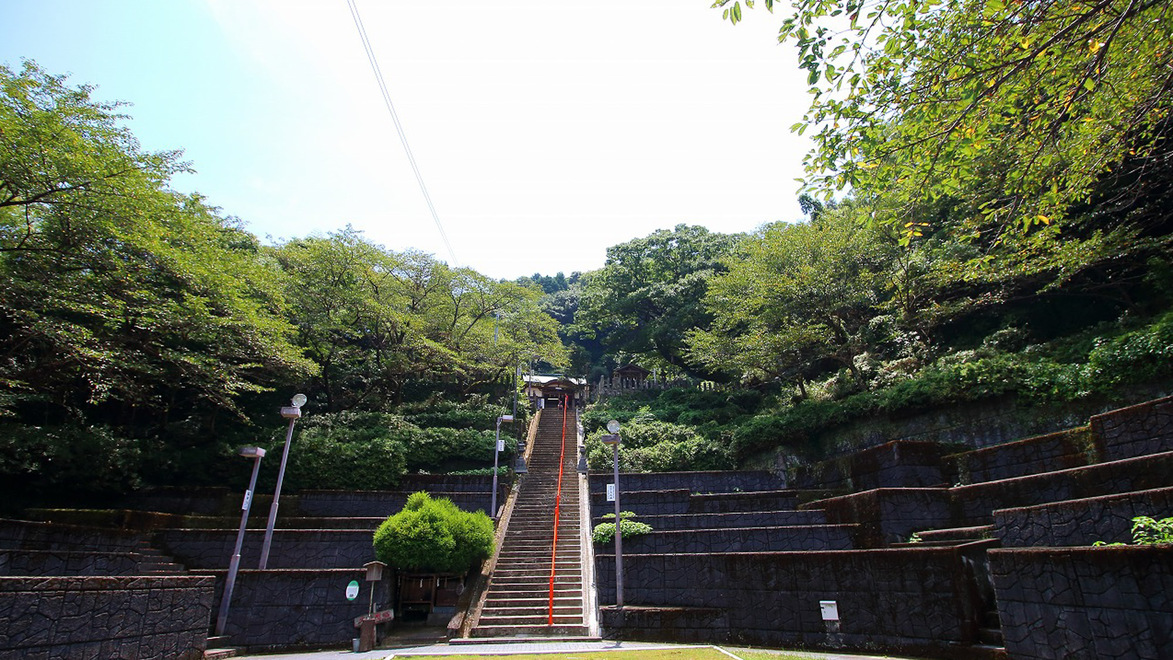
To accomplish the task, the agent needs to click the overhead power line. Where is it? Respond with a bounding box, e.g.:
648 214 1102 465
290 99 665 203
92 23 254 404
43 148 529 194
346 0 458 266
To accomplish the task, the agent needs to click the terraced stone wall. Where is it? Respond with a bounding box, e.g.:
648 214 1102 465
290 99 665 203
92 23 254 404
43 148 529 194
596 547 983 656
947 427 1097 485
197 568 390 651
0 575 213 659
1091 394 1173 461
605 525 854 554
0 550 141 576
788 441 952 491
156 528 375 570
990 546 1173 659
994 487 1173 547
588 471 783 495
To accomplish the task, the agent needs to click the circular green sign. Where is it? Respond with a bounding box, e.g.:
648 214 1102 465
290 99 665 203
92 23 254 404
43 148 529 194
346 580 360 601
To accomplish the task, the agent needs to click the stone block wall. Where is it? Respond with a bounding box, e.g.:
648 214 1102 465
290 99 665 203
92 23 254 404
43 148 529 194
0 575 214 660
606 525 854 554
588 471 784 495
0 518 143 552
122 487 234 515
595 548 982 657
0 550 142 576
198 568 390 651
948 427 1097 485
994 486 1173 547
1091 394 1173 461
295 489 499 517
951 450 1173 525
156 528 375 569
598 510 828 531
589 489 800 519
788 441 952 491
807 488 953 548
990 546 1173 660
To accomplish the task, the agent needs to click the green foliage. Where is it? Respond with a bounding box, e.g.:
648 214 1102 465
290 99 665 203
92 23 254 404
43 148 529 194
372 492 494 573
1130 516 1173 546
591 518 654 545
584 417 734 472
0 422 145 496
281 411 408 491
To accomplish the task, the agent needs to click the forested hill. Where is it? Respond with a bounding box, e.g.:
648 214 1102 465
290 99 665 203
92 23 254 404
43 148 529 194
4 0 1173 506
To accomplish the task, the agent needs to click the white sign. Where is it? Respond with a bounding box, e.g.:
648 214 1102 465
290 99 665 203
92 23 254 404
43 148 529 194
606 483 616 502
346 580 360 601
497 439 505 452
819 600 839 621
241 489 253 511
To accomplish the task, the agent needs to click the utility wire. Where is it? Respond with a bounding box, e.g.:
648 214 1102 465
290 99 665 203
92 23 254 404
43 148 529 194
346 0 458 266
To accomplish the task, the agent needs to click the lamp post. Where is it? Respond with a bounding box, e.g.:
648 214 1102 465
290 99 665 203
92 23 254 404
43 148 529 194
215 446 266 637
491 414 514 517
601 419 623 608
259 393 306 569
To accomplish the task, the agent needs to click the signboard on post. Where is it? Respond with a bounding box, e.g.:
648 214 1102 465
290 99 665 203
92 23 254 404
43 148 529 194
606 483 616 502
345 580 360 601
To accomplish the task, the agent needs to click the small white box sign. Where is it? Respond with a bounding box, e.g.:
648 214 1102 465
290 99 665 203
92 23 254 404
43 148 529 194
242 489 253 511
606 483 616 502
819 600 839 621
497 439 505 451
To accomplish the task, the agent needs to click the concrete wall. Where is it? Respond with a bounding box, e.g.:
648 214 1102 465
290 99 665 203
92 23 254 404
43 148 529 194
596 547 983 657
0 575 214 660
990 546 1173 660
994 486 1173 547
198 568 390 651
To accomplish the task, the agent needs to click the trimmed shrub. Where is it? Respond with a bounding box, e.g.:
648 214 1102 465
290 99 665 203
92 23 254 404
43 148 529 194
373 492 494 573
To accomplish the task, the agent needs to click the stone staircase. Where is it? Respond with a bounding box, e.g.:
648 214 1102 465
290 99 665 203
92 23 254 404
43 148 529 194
472 407 590 638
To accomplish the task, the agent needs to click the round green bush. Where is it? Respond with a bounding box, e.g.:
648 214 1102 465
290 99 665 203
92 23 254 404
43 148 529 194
373 492 494 573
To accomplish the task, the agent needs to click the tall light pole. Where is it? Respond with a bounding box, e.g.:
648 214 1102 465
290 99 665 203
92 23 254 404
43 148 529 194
259 393 306 569
215 446 266 637
602 419 623 608
491 414 514 517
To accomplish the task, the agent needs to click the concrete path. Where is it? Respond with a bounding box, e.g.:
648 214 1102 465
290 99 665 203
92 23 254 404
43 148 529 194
234 640 915 660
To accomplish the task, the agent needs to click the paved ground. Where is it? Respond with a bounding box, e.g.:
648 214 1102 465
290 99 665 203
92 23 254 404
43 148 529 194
235 640 915 660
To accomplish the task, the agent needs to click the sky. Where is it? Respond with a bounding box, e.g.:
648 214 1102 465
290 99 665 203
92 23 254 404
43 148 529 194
2 0 812 280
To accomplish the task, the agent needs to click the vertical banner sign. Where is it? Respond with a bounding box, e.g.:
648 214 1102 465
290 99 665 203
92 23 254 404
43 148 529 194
606 483 616 502
498 439 505 452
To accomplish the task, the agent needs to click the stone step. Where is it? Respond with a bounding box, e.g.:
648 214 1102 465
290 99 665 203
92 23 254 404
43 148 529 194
482 605 584 617
483 596 582 607
477 614 585 627
204 649 238 660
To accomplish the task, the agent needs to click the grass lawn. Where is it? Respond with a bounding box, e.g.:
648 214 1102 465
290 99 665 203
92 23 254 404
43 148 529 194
393 649 822 660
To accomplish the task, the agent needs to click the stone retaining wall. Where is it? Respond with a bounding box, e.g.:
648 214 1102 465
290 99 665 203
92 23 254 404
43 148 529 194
604 525 854 554
594 510 828 531
157 528 375 569
0 518 143 552
994 486 1173 547
197 568 390 651
0 575 214 659
596 548 982 657
1091 394 1173 461
807 488 953 548
952 450 1173 524
788 441 952 491
990 546 1173 659
295 490 499 517
590 490 799 518
0 550 142 576
588 471 783 495
948 427 1096 485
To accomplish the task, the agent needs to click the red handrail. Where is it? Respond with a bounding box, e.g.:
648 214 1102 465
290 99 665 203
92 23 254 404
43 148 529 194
548 395 568 625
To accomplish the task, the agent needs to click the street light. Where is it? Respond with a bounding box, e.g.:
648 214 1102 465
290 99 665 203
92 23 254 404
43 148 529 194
602 419 623 609
491 414 514 517
215 446 266 637
259 393 306 569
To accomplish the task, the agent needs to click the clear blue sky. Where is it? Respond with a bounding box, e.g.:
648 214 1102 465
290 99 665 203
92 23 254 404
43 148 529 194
2 0 810 279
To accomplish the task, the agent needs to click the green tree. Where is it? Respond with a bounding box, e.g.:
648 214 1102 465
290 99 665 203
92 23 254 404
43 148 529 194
715 0 1173 237
0 61 313 430
575 224 740 375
